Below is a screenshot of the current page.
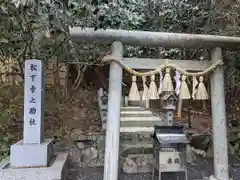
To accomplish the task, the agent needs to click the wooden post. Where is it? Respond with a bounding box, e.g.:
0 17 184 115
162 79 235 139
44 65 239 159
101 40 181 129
146 97 150 109
103 42 123 180
210 47 229 180
177 98 183 117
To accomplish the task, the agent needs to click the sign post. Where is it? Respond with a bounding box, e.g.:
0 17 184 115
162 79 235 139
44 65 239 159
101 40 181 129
10 59 53 168
23 60 44 144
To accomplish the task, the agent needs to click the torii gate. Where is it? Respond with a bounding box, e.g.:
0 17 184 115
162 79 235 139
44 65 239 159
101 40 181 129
69 27 240 180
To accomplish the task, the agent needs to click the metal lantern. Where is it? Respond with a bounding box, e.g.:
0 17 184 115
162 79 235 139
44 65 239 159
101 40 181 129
152 125 189 180
161 93 178 126
162 93 177 109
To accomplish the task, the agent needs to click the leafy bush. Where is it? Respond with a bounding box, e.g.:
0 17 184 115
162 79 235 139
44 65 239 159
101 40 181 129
0 84 24 160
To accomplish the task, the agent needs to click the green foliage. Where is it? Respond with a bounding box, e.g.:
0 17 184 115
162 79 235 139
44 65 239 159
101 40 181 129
0 0 239 62
0 0 220 63
0 84 68 160
0 0 78 67
0 84 24 160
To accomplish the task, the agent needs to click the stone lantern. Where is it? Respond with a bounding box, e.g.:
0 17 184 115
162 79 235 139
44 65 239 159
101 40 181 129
100 91 108 117
152 125 189 180
100 91 108 129
101 91 108 105
161 92 178 126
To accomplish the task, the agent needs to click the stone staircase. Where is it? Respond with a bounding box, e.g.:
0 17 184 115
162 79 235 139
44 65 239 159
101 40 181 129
120 106 164 134
119 106 164 173
100 105 164 152
100 105 164 135
97 89 165 172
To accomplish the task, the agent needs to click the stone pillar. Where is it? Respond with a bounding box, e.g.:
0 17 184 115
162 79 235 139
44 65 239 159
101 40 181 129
10 59 54 168
23 60 44 144
210 48 229 180
0 59 68 180
103 42 123 180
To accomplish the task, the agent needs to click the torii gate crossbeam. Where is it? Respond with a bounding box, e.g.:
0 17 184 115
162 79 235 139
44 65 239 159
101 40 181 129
70 27 240 49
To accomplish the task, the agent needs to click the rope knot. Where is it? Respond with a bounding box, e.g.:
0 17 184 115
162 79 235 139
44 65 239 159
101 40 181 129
102 55 117 63
218 60 224 65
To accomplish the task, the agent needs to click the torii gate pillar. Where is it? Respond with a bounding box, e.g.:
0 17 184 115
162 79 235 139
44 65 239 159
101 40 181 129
210 47 229 180
103 42 123 180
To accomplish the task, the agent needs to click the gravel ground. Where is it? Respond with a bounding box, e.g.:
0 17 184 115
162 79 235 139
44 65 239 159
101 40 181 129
66 155 240 180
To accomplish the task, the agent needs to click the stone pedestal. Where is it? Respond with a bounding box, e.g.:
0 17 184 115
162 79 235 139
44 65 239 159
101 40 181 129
0 152 68 180
10 138 54 168
209 175 220 180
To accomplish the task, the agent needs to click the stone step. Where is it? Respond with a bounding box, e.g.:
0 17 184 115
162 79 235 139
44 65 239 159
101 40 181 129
102 121 163 130
120 126 154 133
102 115 163 128
127 153 153 158
121 146 153 156
120 110 153 117
120 106 144 111
120 116 163 127
120 141 153 155
121 109 151 113
120 119 164 127
120 116 161 121
121 142 153 149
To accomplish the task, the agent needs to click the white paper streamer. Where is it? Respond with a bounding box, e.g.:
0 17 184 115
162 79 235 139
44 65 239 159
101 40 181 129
174 70 181 95
158 71 163 95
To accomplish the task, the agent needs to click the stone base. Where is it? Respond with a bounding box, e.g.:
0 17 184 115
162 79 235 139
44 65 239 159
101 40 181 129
0 152 68 180
123 154 153 173
128 100 141 106
208 175 223 180
10 138 54 168
69 133 105 167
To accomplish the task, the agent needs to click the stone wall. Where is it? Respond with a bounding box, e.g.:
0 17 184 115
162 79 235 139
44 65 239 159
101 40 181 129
57 130 155 173
56 130 202 174
68 132 106 167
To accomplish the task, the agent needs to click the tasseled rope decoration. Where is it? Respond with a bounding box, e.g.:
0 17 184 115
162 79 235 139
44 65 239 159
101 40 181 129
102 55 223 77
158 71 163 95
128 75 141 101
179 75 191 99
196 76 209 100
163 68 173 92
192 76 198 99
142 76 149 101
174 70 181 95
148 74 159 99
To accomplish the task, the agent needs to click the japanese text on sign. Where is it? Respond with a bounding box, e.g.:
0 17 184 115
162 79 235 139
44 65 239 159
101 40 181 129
28 64 38 126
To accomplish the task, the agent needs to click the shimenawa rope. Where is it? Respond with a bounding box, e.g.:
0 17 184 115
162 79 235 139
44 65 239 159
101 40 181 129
102 55 223 77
